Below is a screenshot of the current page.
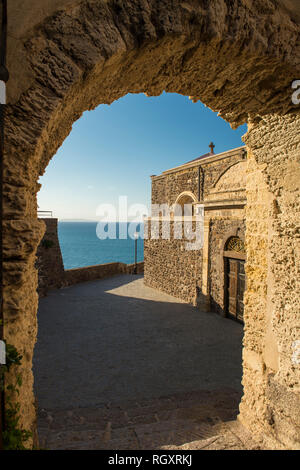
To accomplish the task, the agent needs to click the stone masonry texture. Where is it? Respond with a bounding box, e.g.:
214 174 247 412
144 147 246 308
3 0 300 449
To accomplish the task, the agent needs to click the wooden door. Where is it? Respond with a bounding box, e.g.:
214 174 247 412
226 258 245 322
227 258 238 317
237 260 245 321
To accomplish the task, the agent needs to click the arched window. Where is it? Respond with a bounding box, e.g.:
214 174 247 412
225 236 245 254
174 192 196 217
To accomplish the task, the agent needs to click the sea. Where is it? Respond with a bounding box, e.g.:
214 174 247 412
58 222 144 270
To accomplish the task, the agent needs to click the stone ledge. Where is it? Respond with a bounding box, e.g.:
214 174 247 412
63 261 144 287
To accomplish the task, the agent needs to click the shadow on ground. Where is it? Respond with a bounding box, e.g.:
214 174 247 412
34 274 245 449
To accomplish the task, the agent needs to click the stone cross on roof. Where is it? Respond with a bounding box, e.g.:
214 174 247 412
209 142 215 154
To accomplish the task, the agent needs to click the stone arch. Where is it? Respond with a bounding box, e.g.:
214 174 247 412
224 236 246 255
213 161 247 192
174 191 197 216
220 227 246 255
4 0 300 449
175 191 197 206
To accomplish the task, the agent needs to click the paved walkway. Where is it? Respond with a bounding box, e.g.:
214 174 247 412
37 390 259 450
33 275 247 449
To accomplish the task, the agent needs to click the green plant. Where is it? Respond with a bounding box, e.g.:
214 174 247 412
0 343 32 449
5 344 22 370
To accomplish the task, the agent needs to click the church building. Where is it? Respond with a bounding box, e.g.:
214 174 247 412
144 144 247 323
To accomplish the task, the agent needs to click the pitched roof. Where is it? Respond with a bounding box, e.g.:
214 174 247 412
185 152 214 164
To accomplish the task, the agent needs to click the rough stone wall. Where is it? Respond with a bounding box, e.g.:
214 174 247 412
144 221 202 304
64 261 144 286
152 168 198 206
36 218 65 296
3 219 45 446
147 151 246 306
238 114 300 450
209 218 246 315
151 150 246 206
3 0 300 449
202 153 246 200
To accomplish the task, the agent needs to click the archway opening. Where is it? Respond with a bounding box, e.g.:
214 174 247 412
33 91 246 449
5 0 299 450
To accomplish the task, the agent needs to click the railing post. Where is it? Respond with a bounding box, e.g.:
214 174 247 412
133 232 138 274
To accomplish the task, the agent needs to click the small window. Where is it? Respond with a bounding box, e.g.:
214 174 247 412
225 236 245 254
175 193 196 217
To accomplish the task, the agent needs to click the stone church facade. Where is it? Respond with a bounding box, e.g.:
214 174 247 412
144 145 247 322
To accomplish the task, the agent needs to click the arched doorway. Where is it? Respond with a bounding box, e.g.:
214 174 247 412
224 237 246 323
4 0 300 449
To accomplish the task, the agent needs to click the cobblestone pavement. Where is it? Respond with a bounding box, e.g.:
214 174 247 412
34 275 248 450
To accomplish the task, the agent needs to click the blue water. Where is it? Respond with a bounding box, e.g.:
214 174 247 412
58 222 144 270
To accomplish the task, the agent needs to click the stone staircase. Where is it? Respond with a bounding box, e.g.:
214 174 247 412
37 388 260 450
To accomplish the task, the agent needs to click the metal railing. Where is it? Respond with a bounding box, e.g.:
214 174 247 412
37 210 53 218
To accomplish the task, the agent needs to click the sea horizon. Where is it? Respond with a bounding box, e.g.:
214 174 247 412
58 221 144 270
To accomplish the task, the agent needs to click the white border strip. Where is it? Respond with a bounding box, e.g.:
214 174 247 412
0 80 6 105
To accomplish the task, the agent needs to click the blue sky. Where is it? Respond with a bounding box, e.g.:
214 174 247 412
38 92 247 220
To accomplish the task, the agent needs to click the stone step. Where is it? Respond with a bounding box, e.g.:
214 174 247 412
39 417 221 450
37 388 240 431
38 404 226 432
37 388 243 450
162 420 261 451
